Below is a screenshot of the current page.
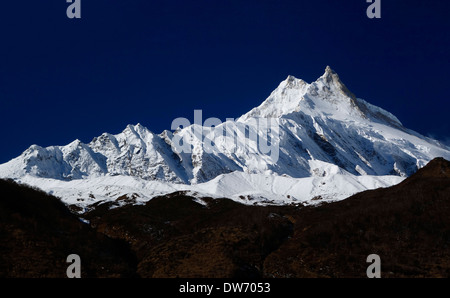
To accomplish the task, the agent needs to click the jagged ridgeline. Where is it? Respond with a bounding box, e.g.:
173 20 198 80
1 67 449 208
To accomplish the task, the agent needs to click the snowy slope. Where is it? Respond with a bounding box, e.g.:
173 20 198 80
1 66 449 208
14 170 404 211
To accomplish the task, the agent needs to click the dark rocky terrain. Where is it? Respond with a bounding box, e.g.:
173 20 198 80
263 157 450 277
1 158 449 278
0 179 136 278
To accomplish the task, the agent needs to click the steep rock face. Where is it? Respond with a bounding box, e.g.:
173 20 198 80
1 67 449 186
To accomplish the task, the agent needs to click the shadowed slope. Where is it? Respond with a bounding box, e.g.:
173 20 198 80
0 179 136 278
264 157 450 277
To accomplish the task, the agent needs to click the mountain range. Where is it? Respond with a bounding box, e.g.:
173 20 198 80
1 66 449 209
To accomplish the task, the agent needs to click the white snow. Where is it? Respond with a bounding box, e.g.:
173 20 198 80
0 66 449 210
11 171 404 210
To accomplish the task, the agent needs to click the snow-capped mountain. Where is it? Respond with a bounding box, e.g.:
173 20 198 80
1 66 449 208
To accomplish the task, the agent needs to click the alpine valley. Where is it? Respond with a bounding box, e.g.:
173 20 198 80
1 66 449 211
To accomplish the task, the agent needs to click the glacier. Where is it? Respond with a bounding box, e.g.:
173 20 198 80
1 66 449 209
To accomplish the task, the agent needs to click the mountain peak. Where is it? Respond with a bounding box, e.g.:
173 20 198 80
239 66 406 131
317 65 353 96
286 74 297 82
283 75 307 89
320 65 338 83
124 123 151 136
324 65 334 75
241 66 365 120
238 74 308 120
1 67 450 198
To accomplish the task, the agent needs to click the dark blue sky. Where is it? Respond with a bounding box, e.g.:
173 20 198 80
1 0 449 163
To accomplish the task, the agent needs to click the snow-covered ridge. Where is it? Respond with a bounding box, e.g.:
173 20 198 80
1 66 449 208
14 169 405 210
